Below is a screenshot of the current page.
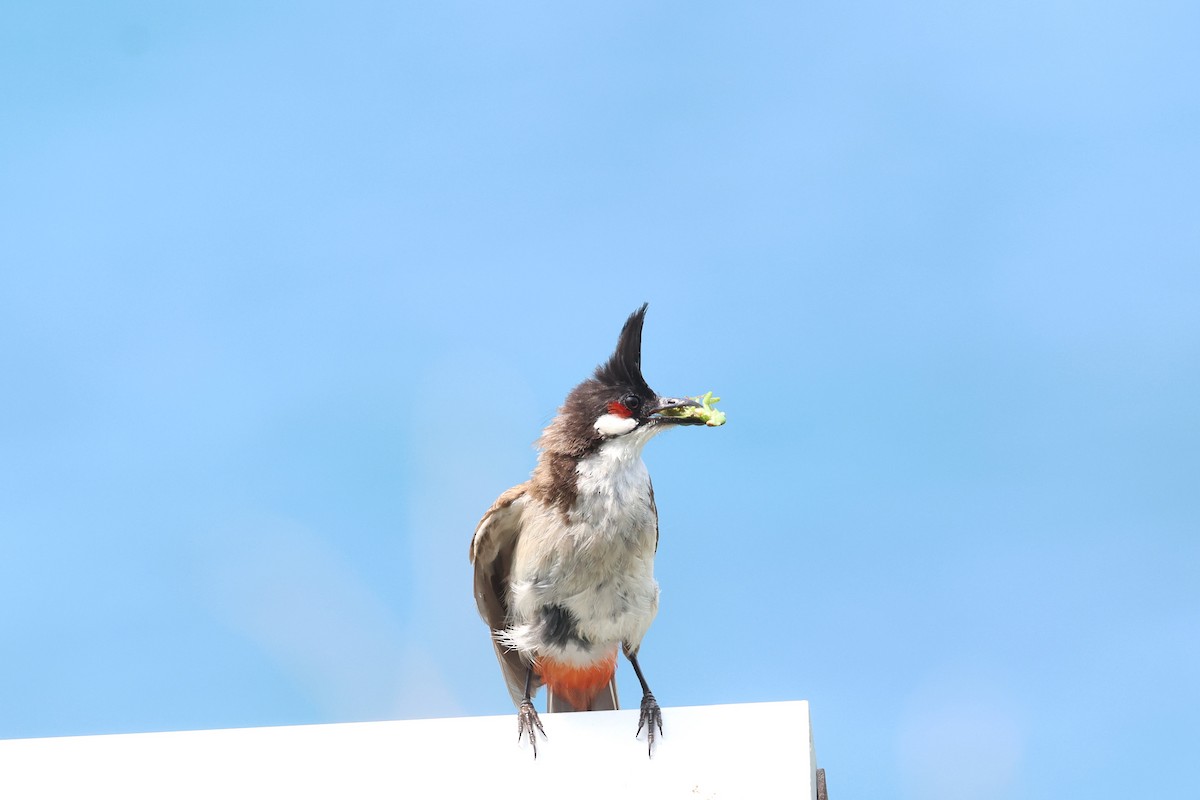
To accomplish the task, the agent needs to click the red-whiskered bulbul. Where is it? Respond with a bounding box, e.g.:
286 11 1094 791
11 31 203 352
469 304 714 758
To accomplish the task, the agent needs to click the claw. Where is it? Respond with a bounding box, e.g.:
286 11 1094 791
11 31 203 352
517 698 546 757
636 692 663 757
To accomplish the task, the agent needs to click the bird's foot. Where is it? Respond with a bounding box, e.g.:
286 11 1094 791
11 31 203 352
517 697 546 757
636 692 663 757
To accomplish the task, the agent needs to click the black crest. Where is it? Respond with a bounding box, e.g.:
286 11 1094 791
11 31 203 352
594 303 654 397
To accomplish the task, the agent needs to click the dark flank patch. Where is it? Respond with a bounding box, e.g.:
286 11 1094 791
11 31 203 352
538 603 589 649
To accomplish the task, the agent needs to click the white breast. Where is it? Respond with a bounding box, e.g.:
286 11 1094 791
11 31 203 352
574 434 657 529
503 433 663 664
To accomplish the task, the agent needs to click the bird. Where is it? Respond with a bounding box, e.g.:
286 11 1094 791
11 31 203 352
469 303 716 758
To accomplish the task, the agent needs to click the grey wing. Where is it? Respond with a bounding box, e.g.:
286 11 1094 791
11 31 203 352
469 482 539 707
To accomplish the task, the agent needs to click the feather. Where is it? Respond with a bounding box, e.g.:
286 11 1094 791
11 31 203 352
469 483 539 707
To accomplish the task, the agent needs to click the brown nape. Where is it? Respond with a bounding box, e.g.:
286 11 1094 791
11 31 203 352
529 451 581 517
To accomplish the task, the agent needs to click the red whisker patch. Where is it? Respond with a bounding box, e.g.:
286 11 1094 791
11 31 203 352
607 401 633 418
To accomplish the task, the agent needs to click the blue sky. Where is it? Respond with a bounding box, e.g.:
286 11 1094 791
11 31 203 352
2 2 1197 797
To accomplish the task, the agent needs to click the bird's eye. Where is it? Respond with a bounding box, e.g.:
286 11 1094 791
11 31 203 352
623 394 642 411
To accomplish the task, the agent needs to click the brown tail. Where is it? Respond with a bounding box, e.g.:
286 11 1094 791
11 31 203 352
548 676 618 712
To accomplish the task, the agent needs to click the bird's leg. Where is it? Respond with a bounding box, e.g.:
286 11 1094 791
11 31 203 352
517 664 546 757
625 646 663 757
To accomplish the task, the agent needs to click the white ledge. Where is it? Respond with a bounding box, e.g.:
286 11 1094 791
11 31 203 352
0 700 818 799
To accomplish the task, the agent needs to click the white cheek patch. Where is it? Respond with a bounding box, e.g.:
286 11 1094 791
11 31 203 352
594 413 637 437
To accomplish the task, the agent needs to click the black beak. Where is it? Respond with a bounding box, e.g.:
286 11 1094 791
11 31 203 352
647 396 704 424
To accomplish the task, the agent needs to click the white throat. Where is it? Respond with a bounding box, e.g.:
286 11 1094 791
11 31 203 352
573 427 663 524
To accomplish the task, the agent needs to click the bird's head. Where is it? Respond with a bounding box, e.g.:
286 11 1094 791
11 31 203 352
539 304 704 457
